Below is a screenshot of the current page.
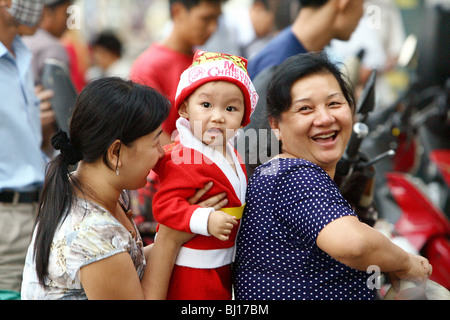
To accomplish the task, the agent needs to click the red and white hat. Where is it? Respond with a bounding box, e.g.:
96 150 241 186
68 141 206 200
175 50 259 127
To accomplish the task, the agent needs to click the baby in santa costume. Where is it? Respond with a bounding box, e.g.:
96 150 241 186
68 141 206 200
148 51 258 300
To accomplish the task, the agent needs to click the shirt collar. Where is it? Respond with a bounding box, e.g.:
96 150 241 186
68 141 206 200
0 40 8 58
0 35 31 59
1 36 33 83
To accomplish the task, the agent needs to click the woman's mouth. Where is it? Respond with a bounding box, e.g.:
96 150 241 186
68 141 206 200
312 131 338 143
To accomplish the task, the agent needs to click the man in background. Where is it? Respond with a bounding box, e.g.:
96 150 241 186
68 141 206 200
0 0 55 295
23 0 76 157
131 0 226 147
200 0 283 59
86 31 130 80
238 0 365 177
22 0 72 86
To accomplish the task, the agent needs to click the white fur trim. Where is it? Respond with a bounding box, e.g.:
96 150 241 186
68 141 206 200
190 207 214 236
175 246 235 269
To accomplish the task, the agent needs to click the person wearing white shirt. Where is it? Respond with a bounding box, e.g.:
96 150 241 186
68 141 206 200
0 0 54 294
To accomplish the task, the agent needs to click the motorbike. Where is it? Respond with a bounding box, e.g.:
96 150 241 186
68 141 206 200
335 23 450 290
371 77 450 289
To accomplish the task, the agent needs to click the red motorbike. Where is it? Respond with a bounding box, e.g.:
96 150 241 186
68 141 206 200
386 168 450 288
336 68 450 291
357 3 450 290
382 78 450 288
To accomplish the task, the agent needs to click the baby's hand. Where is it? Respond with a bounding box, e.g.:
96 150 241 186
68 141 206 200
208 210 238 241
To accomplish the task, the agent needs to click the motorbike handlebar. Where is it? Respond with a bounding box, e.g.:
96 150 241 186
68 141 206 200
345 122 369 161
336 122 369 177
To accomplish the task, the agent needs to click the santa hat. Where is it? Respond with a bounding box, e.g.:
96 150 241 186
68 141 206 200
175 50 259 127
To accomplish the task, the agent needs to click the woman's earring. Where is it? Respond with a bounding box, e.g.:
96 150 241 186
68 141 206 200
115 141 121 176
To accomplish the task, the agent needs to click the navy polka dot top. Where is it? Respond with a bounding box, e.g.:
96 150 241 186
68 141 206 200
234 158 376 300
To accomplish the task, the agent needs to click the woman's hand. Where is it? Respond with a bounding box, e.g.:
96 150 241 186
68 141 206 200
387 253 432 290
144 182 228 251
187 181 228 210
145 182 229 249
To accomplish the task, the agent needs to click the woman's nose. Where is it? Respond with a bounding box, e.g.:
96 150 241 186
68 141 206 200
313 107 335 127
158 143 165 158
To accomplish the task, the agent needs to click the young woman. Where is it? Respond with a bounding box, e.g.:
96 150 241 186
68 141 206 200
21 77 227 299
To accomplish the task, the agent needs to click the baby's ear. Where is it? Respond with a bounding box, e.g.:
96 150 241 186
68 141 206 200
178 101 189 118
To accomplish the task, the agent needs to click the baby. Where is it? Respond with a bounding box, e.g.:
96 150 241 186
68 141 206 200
148 51 258 300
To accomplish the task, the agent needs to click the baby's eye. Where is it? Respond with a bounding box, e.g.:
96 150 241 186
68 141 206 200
202 102 212 108
226 106 237 112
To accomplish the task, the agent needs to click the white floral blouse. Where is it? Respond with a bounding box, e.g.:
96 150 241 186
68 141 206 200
21 198 145 300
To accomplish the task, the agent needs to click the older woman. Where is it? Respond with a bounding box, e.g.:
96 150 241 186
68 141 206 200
233 52 432 300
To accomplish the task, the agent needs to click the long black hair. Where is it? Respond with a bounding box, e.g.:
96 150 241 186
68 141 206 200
33 77 169 285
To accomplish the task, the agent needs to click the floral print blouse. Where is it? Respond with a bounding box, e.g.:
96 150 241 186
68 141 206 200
21 198 145 300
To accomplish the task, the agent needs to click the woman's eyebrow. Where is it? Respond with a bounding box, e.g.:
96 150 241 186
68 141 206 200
292 92 344 104
328 92 344 99
292 97 312 104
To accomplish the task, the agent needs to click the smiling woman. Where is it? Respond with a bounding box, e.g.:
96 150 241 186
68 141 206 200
233 52 432 300
266 51 356 179
269 72 354 177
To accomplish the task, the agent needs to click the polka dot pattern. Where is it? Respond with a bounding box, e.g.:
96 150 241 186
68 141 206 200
234 158 375 300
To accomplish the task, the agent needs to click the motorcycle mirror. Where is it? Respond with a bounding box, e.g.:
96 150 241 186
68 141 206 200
356 69 377 118
398 34 418 68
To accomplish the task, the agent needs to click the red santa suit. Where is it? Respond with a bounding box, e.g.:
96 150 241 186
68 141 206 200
152 117 248 300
